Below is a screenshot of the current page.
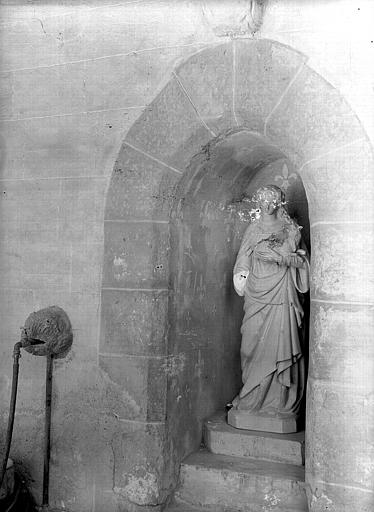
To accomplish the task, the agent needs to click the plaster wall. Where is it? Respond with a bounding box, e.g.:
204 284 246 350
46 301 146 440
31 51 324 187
0 1 373 511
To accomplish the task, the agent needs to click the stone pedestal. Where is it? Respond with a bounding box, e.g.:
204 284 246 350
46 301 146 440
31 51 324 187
227 408 297 434
205 413 305 465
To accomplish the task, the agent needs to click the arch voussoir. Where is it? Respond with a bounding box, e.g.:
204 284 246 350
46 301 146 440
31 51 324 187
265 64 364 164
174 42 235 136
124 77 213 172
235 39 306 133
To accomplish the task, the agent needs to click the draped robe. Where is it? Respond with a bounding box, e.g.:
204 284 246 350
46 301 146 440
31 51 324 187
232 219 309 418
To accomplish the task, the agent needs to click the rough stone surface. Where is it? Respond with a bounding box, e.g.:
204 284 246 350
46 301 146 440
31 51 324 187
176 450 307 511
1 3 374 511
103 220 170 289
105 144 180 221
306 379 374 492
99 354 167 422
305 479 374 512
175 43 234 134
4 46 205 121
50 361 169 509
0 108 143 179
204 414 304 465
125 77 213 172
235 39 306 132
309 302 374 388
300 137 374 223
0 74 12 118
100 289 169 356
166 503 206 512
266 64 365 164
0 2 213 72
310 223 374 303
200 1 266 38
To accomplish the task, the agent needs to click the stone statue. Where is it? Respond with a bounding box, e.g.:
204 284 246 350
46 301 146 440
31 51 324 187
228 185 309 433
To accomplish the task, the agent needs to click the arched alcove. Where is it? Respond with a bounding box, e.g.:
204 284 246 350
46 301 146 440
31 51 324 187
101 39 374 510
167 128 310 467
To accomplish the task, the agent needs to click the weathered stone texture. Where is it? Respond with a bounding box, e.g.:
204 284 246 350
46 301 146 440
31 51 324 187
176 450 307 511
105 144 180 221
306 379 374 491
301 137 374 223
0 2 211 72
99 355 167 422
306 480 374 512
0 240 70 290
100 289 169 356
235 39 306 132
59 178 106 244
110 422 168 508
174 43 234 134
200 1 266 38
103 221 169 289
0 177 105 299
0 177 61 226
50 361 167 510
4 47 204 121
0 108 142 179
309 302 374 388
1 3 374 511
266 65 364 163
0 73 13 118
125 77 213 172
310 224 374 303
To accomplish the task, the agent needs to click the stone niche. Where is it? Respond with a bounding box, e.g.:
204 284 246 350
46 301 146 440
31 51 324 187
102 39 374 511
167 128 310 467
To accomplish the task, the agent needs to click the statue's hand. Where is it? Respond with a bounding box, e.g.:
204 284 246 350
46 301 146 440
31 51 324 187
277 253 304 267
289 253 305 268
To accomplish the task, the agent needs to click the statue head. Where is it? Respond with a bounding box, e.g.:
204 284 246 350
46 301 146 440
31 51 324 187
252 185 285 215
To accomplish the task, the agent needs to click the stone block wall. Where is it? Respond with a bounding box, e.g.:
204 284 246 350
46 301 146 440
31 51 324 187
0 3 217 510
0 2 373 511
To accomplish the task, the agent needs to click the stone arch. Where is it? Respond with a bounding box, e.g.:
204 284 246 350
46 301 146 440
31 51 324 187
101 39 374 510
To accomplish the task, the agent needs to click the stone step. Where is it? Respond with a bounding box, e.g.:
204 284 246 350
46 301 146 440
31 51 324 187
175 449 307 512
204 413 305 465
164 502 209 512
166 500 245 512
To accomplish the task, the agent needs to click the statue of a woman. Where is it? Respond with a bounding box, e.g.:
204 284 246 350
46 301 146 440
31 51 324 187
228 185 309 433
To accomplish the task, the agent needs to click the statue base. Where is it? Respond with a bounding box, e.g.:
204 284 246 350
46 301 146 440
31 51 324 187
227 408 297 434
